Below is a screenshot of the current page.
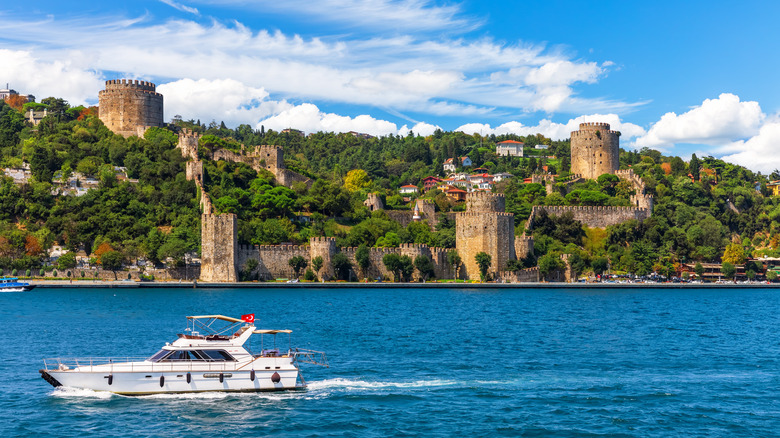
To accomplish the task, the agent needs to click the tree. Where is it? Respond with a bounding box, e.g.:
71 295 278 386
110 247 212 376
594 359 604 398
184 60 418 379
355 244 370 278
100 250 124 280
689 154 700 181
332 253 352 281
721 262 736 282
398 255 415 282
539 253 565 282
767 270 777 282
344 169 372 193
382 253 401 282
592 257 609 276
312 256 324 277
475 252 492 282
694 262 705 280
414 255 435 281
288 255 307 278
57 252 77 271
722 243 746 265
447 250 462 280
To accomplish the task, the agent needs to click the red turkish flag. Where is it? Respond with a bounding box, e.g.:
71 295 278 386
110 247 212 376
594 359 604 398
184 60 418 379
241 313 255 323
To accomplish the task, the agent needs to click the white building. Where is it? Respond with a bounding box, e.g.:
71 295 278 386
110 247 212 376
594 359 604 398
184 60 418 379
399 184 420 195
496 140 524 157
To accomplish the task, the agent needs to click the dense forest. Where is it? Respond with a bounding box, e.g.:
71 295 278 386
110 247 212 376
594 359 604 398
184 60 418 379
1 97 779 280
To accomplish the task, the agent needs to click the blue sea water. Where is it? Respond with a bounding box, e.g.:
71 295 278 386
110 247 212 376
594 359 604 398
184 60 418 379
1 287 779 437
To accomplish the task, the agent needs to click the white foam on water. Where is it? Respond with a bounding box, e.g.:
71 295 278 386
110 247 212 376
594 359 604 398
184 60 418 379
51 387 115 399
307 377 461 392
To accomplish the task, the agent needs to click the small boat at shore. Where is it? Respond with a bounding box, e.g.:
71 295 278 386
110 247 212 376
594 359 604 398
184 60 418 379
0 277 35 292
40 314 328 395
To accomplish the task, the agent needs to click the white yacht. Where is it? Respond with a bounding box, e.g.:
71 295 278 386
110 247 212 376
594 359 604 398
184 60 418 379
40 315 327 395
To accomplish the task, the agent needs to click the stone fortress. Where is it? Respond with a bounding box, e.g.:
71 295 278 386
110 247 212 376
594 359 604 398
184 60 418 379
526 122 653 231
98 80 163 138
96 79 651 282
570 122 620 179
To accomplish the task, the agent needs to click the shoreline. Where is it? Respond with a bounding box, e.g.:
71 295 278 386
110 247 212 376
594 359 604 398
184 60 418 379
25 280 780 289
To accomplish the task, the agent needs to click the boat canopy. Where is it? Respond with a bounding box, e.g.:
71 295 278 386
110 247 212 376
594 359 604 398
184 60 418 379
253 329 292 334
187 315 243 323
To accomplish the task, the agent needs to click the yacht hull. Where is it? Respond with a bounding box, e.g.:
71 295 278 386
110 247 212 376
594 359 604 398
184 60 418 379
41 368 301 395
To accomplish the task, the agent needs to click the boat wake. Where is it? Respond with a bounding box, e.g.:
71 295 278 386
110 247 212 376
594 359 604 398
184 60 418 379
51 387 114 399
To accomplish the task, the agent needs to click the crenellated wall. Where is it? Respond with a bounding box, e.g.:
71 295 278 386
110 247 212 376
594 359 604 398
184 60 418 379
98 79 164 138
498 267 539 283
615 169 654 210
528 205 651 229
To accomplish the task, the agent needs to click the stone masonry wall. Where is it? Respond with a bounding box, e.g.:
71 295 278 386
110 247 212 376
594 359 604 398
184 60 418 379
570 122 619 180
615 169 654 210
199 213 237 282
456 211 516 280
528 205 651 229
98 79 163 138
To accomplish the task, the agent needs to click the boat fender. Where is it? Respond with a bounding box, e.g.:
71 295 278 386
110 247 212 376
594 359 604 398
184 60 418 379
271 372 281 383
250 370 255 381
160 376 165 387
186 372 191 384
108 375 113 385
219 373 224 383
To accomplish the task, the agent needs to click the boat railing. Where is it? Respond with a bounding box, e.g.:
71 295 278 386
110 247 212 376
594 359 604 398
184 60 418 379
291 349 329 367
42 357 237 373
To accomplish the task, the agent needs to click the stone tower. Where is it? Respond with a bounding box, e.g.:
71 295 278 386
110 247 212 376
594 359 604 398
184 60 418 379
455 192 516 280
309 237 337 280
98 79 164 138
570 122 619 180
200 213 238 282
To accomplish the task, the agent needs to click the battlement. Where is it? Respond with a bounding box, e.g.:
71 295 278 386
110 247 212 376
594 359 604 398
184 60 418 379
533 205 648 214
103 79 157 92
257 244 307 251
456 211 514 218
577 122 611 130
310 237 336 243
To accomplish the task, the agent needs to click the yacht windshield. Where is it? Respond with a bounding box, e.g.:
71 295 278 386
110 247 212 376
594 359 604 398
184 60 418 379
148 350 171 362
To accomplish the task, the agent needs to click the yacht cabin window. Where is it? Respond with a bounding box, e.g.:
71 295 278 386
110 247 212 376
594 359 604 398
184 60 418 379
149 349 235 362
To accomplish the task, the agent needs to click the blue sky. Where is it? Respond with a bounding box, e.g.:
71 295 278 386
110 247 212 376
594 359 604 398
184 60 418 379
1 0 779 172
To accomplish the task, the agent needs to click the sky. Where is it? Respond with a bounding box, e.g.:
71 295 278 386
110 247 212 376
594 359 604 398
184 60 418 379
1 0 779 172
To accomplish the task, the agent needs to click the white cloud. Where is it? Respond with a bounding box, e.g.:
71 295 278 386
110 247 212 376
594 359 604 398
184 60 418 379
195 0 478 32
257 103 401 136
0 49 103 105
398 122 440 137
157 78 291 126
720 118 780 173
0 13 634 117
160 0 199 15
455 114 645 141
635 93 764 150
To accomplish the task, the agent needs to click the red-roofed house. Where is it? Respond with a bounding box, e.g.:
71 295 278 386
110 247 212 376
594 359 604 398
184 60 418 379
399 184 419 195
422 176 442 192
496 140 524 157
445 187 467 202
